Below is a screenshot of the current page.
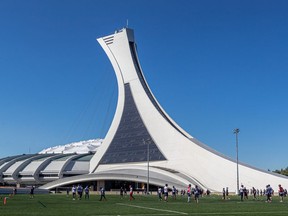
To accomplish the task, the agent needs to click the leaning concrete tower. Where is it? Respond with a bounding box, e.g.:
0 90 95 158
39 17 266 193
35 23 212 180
88 28 288 192
41 28 288 192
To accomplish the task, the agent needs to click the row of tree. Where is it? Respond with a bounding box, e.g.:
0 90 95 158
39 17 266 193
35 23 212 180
273 167 288 176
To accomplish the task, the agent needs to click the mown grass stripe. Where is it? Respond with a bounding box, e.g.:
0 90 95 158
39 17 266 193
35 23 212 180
117 203 188 215
187 211 288 215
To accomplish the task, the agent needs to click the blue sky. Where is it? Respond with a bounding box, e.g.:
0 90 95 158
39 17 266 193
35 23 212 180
0 0 287 171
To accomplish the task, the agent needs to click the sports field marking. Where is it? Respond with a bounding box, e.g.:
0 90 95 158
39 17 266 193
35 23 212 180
37 200 47 208
187 211 288 215
116 203 188 215
95 214 175 216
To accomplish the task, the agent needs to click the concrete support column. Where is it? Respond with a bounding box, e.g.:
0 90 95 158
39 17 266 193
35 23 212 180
97 180 105 191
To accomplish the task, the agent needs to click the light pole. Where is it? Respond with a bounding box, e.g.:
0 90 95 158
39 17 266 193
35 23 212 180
147 139 150 194
233 128 240 195
143 139 150 195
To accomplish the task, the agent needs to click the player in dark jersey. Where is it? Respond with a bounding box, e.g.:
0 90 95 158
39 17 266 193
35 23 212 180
194 185 200 203
172 186 177 200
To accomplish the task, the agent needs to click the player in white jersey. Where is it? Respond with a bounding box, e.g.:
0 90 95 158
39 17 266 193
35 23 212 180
163 184 168 201
72 185 76 200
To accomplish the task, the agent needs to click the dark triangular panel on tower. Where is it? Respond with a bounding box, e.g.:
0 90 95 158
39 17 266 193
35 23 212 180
99 83 166 164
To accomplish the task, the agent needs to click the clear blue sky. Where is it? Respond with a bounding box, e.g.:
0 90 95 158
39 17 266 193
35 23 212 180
1 0 287 171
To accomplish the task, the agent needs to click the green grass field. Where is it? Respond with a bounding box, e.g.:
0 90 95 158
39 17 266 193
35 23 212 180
1 193 288 216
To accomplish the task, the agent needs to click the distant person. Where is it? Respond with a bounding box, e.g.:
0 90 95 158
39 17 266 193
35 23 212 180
99 187 107 201
143 186 147 195
124 185 127 195
163 184 168 202
158 187 162 201
187 184 192 203
66 187 70 197
278 184 284 202
84 186 90 200
30 186 35 198
266 184 273 203
72 185 76 200
129 185 135 201
225 187 229 199
13 187 17 196
194 185 200 203
244 186 248 200
222 188 226 200
252 187 257 199
77 185 83 200
120 187 124 199
239 185 244 201
172 186 176 200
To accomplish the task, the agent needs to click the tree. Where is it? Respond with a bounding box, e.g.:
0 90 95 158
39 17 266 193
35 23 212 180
273 167 288 176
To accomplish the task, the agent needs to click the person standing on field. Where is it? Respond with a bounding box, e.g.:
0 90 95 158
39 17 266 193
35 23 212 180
172 186 177 200
77 184 83 200
225 187 229 199
99 187 107 201
278 184 284 202
72 185 76 200
84 186 90 200
30 186 35 199
158 187 162 201
187 184 192 203
120 187 124 199
266 184 273 203
163 184 168 202
194 185 200 204
239 185 244 201
129 185 135 201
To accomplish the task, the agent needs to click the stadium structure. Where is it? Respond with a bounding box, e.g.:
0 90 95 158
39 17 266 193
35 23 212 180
0 140 101 187
1 28 288 193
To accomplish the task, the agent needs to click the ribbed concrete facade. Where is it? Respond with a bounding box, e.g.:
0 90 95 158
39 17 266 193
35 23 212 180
0 153 92 185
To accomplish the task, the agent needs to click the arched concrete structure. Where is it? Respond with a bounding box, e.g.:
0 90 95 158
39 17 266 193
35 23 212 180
0 153 92 185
